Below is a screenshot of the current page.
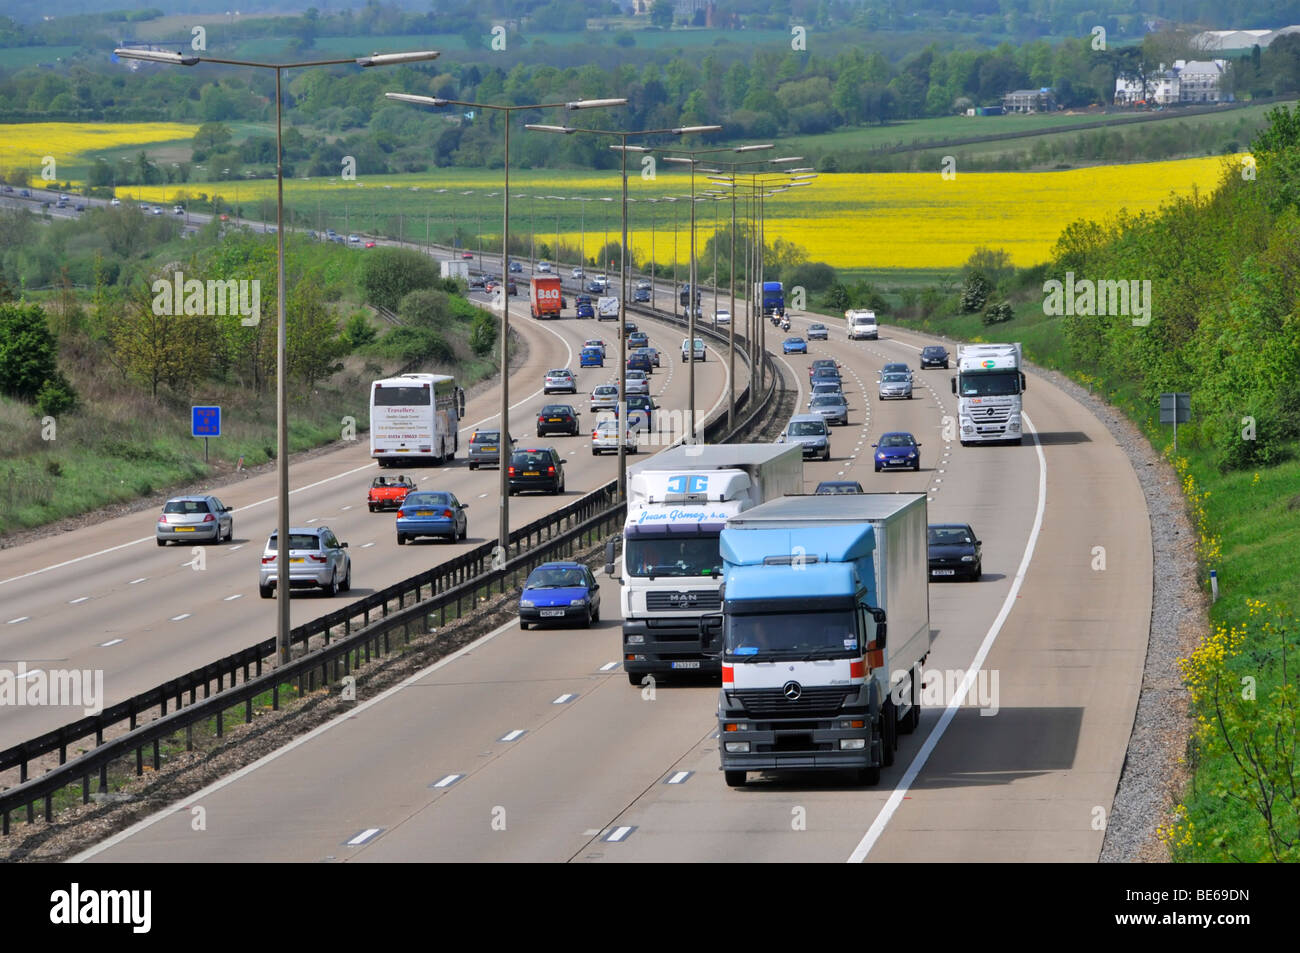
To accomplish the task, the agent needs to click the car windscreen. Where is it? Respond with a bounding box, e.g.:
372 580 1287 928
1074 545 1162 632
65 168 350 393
958 371 1021 396
164 499 210 514
882 374 910 383
879 434 915 447
525 567 587 588
472 432 500 443
373 385 430 406
626 396 651 409
811 396 843 407
788 421 826 436
726 609 857 658
625 537 722 578
929 527 973 545
547 370 570 377
883 365 909 374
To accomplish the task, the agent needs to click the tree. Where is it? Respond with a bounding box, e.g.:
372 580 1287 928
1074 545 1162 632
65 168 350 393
286 282 347 387
650 0 673 28
961 271 991 312
112 287 203 399
359 247 439 311
470 312 497 356
399 288 454 328
0 302 59 402
822 282 850 312
342 312 377 350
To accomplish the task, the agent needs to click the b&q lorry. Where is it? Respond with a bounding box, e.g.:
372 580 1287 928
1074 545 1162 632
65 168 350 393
951 342 1026 445
530 275 564 319
700 493 931 787
606 444 804 685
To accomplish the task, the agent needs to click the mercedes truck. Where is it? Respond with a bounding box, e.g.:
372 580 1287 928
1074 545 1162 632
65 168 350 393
951 342 1026 445
700 493 931 786
608 444 804 686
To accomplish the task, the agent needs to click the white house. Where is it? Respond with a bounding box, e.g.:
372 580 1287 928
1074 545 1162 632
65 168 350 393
1114 59 1230 105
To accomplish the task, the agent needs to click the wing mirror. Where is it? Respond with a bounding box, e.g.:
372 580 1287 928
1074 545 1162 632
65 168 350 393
868 606 887 648
699 613 724 656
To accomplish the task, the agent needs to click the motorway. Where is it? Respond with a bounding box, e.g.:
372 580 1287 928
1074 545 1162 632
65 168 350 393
0 265 746 749
71 309 1153 863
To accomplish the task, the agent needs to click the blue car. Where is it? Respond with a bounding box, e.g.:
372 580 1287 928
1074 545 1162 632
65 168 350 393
627 351 652 373
519 561 601 629
872 431 922 472
580 346 604 367
396 491 469 544
576 300 595 318
782 337 807 354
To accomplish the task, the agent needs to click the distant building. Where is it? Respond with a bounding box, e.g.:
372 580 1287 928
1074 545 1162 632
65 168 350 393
1192 26 1300 50
1114 59 1230 105
1002 88 1056 113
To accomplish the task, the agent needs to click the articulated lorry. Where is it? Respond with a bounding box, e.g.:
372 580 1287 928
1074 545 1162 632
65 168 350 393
530 275 564 319
701 493 931 786
762 281 784 318
951 342 1026 445
608 444 804 685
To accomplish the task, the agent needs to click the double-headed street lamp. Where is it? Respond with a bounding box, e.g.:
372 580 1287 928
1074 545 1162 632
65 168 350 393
386 93 625 552
526 123 720 499
115 46 441 666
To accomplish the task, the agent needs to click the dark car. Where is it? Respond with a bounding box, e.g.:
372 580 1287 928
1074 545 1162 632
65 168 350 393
928 523 982 580
508 260 523 273
467 429 514 470
633 287 651 303
872 431 921 472
815 480 864 494
508 447 566 495
587 279 605 293
627 351 652 373
576 300 595 318
396 491 469 545
811 366 842 389
519 561 600 629
537 403 580 437
920 345 950 369
809 359 840 381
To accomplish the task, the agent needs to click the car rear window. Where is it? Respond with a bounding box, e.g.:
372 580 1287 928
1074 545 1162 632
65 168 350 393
269 533 320 551
541 405 571 414
164 499 210 514
513 451 553 469
472 431 500 444
406 492 451 507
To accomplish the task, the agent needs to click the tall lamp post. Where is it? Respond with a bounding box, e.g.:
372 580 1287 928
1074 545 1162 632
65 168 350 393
527 122 720 498
115 46 441 667
386 93 625 552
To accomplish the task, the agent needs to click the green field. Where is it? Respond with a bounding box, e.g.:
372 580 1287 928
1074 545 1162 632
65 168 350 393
0 46 85 70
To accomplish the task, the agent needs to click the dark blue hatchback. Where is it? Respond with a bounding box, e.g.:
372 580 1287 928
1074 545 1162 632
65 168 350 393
519 562 601 629
872 431 921 472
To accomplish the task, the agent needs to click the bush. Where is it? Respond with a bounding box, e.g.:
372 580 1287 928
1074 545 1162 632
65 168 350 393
35 374 78 417
470 312 497 357
0 302 59 402
961 271 991 312
786 261 837 295
982 300 1014 325
359 247 440 311
342 312 377 350
821 282 850 312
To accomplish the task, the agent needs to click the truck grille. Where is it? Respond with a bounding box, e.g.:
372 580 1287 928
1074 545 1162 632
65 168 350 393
646 590 721 612
967 405 1011 424
733 686 850 715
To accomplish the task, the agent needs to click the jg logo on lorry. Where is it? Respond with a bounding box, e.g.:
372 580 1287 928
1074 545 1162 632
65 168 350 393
666 474 708 494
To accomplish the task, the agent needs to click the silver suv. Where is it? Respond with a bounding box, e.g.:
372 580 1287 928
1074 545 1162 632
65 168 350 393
156 495 232 545
259 526 351 598
544 368 578 394
779 414 831 460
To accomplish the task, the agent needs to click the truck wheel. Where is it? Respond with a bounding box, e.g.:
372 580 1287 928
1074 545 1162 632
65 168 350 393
882 701 897 767
724 770 747 788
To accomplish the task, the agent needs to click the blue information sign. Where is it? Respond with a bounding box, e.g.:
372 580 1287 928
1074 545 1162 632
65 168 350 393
192 406 221 438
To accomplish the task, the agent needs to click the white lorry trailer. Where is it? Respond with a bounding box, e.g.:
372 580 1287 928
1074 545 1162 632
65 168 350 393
951 342 1026 445
701 493 932 786
607 444 804 685
439 258 470 281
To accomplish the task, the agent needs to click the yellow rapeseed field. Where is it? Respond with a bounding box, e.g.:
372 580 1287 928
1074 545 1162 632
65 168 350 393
0 123 200 180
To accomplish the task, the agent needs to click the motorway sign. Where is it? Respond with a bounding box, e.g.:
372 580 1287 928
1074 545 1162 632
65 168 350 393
191 406 221 437
1158 392 1190 424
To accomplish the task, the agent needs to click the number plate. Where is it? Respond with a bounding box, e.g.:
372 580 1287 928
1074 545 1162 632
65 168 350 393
290 557 305 564
539 609 565 617
932 569 955 576
482 447 496 453
524 471 539 476
548 418 561 422
174 526 195 532
416 510 434 516
671 661 701 670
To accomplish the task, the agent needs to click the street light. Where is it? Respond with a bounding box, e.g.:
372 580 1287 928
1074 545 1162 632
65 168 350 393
388 93 626 551
527 122 720 498
115 45 440 667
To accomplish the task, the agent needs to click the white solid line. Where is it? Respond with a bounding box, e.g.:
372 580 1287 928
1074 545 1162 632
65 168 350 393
432 773 463 788
224 594 242 601
552 693 576 704
606 826 633 842
499 729 526 742
69 597 89 604
346 828 382 845
170 613 191 622
847 412 1047 864
7 617 29 624
129 577 147 585
71 612 525 862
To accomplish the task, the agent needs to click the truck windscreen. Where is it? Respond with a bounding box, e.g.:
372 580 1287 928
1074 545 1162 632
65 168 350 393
626 536 722 578
958 371 1020 397
726 609 858 658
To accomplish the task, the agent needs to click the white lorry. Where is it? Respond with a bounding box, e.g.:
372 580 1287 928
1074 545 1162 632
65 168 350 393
701 493 932 786
607 444 804 686
951 342 1026 445
597 295 620 320
439 258 469 281
846 309 878 340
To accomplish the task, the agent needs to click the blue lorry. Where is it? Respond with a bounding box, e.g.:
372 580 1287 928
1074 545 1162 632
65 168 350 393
761 280 784 318
701 493 932 786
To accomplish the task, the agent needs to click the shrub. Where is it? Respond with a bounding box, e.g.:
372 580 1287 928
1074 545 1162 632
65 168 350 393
35 374 78 417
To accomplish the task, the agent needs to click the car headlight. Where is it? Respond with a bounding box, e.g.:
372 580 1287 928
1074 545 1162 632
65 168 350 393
626 634 645 645
906 452 916 458
724 742 750 753
877 453 886 460
961 555 975 562
520 599 535 608
570 598 587 606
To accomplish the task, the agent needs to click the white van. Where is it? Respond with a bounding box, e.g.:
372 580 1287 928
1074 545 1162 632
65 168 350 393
847 309 878 340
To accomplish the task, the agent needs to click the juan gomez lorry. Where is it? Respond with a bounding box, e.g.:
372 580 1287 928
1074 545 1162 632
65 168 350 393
761 280 784 318
699 493 932 787
608 444 804 686
530 275 564 319
951 342 1026 445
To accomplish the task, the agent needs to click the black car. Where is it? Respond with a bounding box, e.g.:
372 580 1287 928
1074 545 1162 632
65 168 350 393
927 523 982 581
633 287 651 303
809 359 840 380
536 403 580 437
920 345 950 369
815 480 863 494
508 447 566 495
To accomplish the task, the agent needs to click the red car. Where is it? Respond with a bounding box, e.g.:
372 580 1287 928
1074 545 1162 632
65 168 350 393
461 251 474 259
367 475 416 512
364 241 376 248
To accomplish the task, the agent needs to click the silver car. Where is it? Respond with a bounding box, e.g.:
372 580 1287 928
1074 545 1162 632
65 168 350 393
591 418 639 455
809 381 843 405
779 414 831 460
878 372 913 400
810 392 849 426
544 368 578 394
807 323 829 341
625 369 650 396
259 525 351 598
156 495 233 545
590 384 620 412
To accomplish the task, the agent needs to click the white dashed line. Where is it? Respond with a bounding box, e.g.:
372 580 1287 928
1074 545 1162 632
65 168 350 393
100 638 124 647
7 617 29 625
665 771 693 785
430 774 464 788
345 828 383 846
170 613 191 622
599 661 619 671
69 596 89 604
361 542 376 549
604 826 635 842
129 577 147 585
498 729 527 742
552 693 577 704
223 594 242 601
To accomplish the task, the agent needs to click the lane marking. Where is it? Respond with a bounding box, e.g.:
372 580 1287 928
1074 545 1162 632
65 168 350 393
361 542 376 549
847 412 1046 863
170 613 191 622
223 594 242 602
129 577 147 585
100 638 124 647
552 693 577 704
345 828 383 846
69 597 89 604
498 729 527 742
430 773 464 789
665 771 693 785
7 617 29 625
599 661 619 672
604 826 635 842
